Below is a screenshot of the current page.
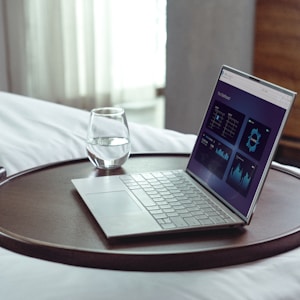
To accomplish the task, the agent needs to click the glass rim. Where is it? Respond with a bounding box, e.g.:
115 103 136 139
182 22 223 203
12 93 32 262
91 107 124 116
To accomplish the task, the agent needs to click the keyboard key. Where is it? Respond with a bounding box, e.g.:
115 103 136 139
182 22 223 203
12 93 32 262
161 223 177 229
132 174 146 182
200 219 214 225
170 216 188 227
147 205 160 211
153 213 168 219
195 214 209 220
163 208 175 213
149 209 163 214
184 217 201 226
210 216 226 224
180 213 193 218
166 212 179 217
142 173 155 180
131 189 155 207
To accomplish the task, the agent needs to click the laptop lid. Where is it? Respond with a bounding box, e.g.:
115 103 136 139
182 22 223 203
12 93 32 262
186 65 296 223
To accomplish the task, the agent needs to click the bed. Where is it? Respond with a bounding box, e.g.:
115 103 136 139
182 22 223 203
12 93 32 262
1 91 300 299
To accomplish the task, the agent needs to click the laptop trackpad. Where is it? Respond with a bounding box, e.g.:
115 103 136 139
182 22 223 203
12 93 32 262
86 190 142 217
84 190 161 238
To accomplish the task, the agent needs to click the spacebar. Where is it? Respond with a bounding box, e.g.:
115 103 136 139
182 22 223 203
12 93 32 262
131 189 155 207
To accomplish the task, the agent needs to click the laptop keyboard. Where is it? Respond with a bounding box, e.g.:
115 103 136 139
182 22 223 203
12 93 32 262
120 170 234 229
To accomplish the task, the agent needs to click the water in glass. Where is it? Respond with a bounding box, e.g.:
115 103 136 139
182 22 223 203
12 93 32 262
86 107 131 169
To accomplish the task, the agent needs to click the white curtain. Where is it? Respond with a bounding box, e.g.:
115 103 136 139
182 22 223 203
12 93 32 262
3 0 166 109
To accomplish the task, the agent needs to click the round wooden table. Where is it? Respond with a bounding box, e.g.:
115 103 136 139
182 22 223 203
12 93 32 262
0 154 299 271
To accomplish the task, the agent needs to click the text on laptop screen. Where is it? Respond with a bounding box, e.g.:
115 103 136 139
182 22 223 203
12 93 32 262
187 66 294 221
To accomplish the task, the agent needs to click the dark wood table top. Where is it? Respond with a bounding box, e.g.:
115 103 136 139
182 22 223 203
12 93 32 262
0 154 299 271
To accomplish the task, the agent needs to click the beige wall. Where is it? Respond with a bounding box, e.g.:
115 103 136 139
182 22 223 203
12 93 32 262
165 0 256 134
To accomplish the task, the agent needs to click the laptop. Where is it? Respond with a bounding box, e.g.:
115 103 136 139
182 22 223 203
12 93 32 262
72 65 296 239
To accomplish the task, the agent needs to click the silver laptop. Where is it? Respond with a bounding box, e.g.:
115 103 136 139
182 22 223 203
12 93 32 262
72 65 296 239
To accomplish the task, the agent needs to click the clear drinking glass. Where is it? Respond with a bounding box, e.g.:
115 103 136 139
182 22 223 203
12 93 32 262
86 107 131 169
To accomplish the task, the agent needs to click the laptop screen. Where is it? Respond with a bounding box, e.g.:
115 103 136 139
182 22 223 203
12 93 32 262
187 65 296 222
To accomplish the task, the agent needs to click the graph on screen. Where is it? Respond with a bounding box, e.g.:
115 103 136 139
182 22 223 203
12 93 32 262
226 153 257 196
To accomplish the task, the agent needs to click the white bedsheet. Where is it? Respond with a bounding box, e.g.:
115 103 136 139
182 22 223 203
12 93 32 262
0 92 196 176
1 92 300 299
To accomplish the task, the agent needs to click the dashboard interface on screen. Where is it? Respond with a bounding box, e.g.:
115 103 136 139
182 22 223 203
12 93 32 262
187 66 295 221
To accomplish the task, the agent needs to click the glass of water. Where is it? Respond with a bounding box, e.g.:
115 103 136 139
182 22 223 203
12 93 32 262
86 107 131 169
